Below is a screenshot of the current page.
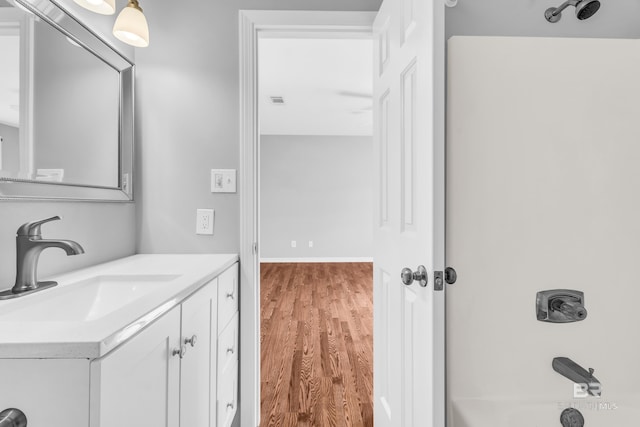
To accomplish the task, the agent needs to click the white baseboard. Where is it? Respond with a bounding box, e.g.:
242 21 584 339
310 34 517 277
260 257 373 263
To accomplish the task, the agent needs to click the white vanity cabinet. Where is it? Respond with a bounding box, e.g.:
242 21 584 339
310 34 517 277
181 282 217 427
215 266 239 427
0 255 239 427
89 261 239 427
90 304 182 427
0 359 90 427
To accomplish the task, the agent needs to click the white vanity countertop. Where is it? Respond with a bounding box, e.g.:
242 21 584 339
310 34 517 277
0 254 238 359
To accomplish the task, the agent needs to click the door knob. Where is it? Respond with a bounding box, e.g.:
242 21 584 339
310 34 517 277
400 265 428 287
445 267 457 284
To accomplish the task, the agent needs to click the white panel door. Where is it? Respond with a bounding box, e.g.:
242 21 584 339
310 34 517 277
372 0 445 426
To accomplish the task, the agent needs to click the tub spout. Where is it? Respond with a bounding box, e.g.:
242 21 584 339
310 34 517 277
553 357 601 397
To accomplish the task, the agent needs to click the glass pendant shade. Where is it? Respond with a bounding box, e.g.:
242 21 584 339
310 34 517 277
73 0 115 15
113 0 149 47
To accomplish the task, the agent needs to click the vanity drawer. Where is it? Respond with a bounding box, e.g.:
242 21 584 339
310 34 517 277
217 360 238 427
217 311 238 375
217 263 238 330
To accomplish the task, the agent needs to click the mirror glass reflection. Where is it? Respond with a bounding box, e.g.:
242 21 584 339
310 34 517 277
0 0 120 189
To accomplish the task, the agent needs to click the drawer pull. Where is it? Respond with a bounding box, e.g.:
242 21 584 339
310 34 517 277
226 292 234 300
226 347 235 355
184 335 197 347
172 345 187 358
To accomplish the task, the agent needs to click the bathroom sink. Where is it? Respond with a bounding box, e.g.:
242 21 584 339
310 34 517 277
0 274 181 322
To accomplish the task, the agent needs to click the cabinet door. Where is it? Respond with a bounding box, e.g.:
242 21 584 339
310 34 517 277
0 359 89 427
217 311 238 377
217 263 238 331
217 361 238 427
180 284 214 427
90 306 181 427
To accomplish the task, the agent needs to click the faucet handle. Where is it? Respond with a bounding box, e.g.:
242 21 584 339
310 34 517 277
589 368 595 375
17 216 61 237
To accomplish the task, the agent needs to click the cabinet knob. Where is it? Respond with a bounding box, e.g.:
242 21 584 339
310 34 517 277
226 402 234 411
172 345 187 358
226 292 234 300
184 335 197 347
226 347 235 355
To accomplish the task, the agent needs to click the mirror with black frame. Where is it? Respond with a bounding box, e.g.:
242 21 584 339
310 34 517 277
0 0 134 201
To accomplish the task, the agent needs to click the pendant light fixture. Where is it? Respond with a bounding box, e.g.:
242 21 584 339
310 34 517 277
113 0 149 47
73 0 115 15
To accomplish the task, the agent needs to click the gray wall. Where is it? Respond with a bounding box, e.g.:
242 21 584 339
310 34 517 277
445 0 640 39
0 1 136 289
260 135 373 260
134 0 382 255
55 0 135 62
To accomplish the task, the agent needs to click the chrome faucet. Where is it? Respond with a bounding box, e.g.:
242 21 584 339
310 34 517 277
0 216 84 300
553 357 601 397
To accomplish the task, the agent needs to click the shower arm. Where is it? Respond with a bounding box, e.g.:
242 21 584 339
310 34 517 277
548 0 579 17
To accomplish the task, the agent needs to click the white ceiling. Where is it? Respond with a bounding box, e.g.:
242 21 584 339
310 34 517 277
258 37 373 136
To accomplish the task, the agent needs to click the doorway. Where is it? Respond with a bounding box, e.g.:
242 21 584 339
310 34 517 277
238 11 377 427
258 35 374 425
239 6 447 426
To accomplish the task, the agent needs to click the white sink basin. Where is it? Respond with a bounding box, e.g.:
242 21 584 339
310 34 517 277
0 274 180 322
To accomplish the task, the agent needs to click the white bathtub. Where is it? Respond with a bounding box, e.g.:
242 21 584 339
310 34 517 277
451 397 640 426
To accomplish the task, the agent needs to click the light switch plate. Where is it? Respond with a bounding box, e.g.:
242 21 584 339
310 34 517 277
211 169 237 193
196 209 214 235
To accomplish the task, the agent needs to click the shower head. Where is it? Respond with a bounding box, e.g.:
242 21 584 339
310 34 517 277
575 0 600 20
545 0 601 23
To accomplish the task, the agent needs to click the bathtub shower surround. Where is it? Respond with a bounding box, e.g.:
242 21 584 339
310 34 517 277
447 36 640 425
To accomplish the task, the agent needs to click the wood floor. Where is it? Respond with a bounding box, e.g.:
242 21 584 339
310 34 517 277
260 262 373 427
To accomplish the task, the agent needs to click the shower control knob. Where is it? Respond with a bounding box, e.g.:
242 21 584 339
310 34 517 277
400 265 428 287
0 408 27 427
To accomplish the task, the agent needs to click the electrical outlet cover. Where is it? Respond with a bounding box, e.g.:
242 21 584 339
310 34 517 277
196 209 214 235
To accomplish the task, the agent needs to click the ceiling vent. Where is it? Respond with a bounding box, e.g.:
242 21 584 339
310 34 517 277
269 96 285 105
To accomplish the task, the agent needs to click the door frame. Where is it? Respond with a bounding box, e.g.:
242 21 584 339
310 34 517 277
239 10 376 426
